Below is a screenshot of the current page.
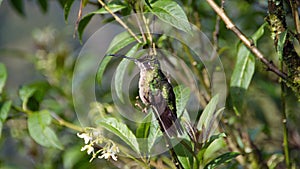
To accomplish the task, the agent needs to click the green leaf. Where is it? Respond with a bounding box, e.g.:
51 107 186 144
204 152 240 169
0 0 3 6
19 82 49 111
37 0 48 13
96 31 138 85
172 139 193 169
136 112 152 138
0 63 7 94
97 117 140 154
148 112 162 153
28 110 64 150
174 85 190 117
150 0 191 33
0 101 12 121
64 0 75 22
230 23 266 115
9 0 25 15
78 3 127 41
277 30 287 60
0 101 12 138
115 44 139 103
197 94 219 131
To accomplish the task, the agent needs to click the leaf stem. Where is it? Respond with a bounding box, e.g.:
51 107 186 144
206 0 287 80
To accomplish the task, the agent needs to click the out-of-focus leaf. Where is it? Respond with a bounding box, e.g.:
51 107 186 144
82 0 89 7
9 0 25 15
174 85 190 117
150 0 191 33
0 63 7 94
96 31 138 85
78 3 127 41
204 152 240 169
64 0 75 22
0 0 3 6
97 117 140 154
28 110 64 150
0 101 12 138
230 23 266 115
63 145 84 169
19 82 49 111
37 0 48 13
115 44 139 103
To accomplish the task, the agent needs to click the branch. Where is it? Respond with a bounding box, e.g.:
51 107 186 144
206 0 288 80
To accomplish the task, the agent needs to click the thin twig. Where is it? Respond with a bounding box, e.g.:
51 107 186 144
51 112 84 132
74 0 83 38
206 0 288 80
97 0 142 43
288 0 300 41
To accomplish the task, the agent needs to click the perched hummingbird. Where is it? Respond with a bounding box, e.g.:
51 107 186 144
107 52 183 137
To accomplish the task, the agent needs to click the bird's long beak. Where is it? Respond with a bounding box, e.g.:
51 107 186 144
105 54 136 61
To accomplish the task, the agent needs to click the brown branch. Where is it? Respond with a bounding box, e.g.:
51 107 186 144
206 0 288 80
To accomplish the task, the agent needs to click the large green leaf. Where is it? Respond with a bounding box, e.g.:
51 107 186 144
197 94 219 131
28 110 63 150
230 23 266 115
77 3 127 41
174 85 190 117
96 31 138 85
0 63 7 94
150 0 191 33
204 152 240 169
114 44 139 103
97 117 140 154
0 101 12 138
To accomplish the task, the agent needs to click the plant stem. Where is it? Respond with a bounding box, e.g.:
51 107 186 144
51 112 84 132
206 0 287 80
281 66 291 169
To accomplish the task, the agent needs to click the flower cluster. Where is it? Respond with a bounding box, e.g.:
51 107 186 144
77 129 120 162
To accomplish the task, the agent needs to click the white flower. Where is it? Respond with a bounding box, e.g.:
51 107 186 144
77 133 92 144
81 145 94 155
98 144 119 161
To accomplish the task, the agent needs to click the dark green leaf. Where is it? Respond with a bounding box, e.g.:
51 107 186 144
0 63 7 94
64 0 75 22
115 44 139 103
28 110 63 150
96 31 138 85
9 0 25 15
230 23 266 115
77 4 127 41
174 85 190 117
37 0 48 13
204 152 240 169
97 117 140 154
150 0 191 33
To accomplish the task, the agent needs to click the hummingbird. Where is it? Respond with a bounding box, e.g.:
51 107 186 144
107 52 183 137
